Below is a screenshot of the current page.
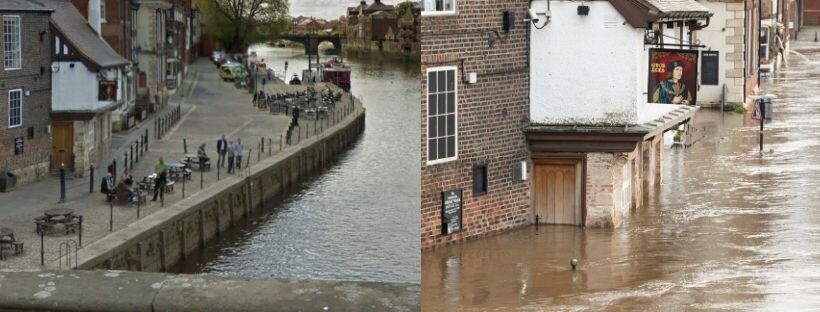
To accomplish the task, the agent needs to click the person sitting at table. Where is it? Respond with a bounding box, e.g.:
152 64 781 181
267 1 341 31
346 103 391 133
121 170 137 207
197 143 211 166
101 172 115 202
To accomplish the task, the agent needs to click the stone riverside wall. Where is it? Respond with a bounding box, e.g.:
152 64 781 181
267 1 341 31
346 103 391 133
0 270 419 311
68 102 365 272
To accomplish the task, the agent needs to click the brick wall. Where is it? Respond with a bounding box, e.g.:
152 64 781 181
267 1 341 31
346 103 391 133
420 0 531 249
0 11 53 184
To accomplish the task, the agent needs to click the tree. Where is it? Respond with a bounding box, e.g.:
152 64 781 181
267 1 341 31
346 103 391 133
396 1 417 19
198 0 289 52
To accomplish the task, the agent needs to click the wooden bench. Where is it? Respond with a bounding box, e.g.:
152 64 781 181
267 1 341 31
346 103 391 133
189 157 211 171
165 181 175 193
64 217 80 234
34 216 54 235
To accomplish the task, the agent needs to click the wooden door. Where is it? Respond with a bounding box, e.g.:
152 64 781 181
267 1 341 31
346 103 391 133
52 122 73 169
534 164 580 225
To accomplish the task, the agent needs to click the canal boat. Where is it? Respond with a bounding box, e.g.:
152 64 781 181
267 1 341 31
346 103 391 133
320 58 351 92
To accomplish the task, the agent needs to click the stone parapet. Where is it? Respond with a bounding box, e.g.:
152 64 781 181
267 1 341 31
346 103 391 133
0 270 418 311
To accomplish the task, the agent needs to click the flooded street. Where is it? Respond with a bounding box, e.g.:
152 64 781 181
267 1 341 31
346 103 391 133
422 46 820 310
174 46 421 284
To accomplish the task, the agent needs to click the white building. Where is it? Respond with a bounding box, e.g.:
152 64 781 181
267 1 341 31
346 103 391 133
525 0 710 227
44 0 129 174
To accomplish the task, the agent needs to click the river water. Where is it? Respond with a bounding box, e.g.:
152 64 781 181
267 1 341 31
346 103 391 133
175 45 421 284
422 46 820 310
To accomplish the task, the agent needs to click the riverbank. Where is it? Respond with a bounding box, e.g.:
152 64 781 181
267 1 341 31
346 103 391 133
69 81 364 271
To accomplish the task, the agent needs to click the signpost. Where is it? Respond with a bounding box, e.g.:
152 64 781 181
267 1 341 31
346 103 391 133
750 94 777 151
441 189 463 235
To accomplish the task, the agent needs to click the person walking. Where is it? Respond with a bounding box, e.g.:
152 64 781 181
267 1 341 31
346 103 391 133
292 106 300 127
152 157 168 202
227 141 236 174
217 135 228 168
235 138 244 170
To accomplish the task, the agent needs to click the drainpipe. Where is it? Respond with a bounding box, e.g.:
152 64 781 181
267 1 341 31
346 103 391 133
757 0 762 88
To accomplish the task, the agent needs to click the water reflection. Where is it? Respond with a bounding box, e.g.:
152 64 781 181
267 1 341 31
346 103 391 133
175 45 421 284
422 48 820 310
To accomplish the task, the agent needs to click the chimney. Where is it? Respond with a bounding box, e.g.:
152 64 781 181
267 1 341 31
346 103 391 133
87 0 102 36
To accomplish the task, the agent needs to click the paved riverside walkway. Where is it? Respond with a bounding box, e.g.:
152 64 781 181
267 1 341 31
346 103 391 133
0 58 363 269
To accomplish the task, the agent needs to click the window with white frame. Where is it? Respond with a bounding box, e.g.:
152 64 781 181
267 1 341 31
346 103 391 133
427 67 457 164
622 161 632 212
3 16 22 70
8 89 22 128
422 0 455 14
100 0 106 22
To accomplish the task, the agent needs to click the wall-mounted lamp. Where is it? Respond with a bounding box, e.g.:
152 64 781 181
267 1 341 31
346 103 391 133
577 4 590 16
644 29 659 45
24 90 31 97
39 29 49 42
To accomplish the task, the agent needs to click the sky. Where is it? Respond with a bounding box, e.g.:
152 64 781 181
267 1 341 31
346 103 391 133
289 0 355 20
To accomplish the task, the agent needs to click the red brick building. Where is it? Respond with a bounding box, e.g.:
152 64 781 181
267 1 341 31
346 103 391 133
420 0 531 249
0 0 54 185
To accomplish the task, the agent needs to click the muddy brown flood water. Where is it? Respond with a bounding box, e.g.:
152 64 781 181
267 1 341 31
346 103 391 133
422 47 820 310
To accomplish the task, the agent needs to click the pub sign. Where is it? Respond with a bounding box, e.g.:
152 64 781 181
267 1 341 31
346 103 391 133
14 137 23 155
441 189 462 235
98 80 118 102
648 49 698 106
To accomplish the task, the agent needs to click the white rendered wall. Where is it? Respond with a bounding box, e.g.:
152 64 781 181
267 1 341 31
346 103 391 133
697 1 743 105
530 0 647 125
51 62 98 111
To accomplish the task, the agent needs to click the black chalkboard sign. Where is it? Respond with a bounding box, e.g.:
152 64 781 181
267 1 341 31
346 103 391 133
441 189 462 235
14 137 23 155
702 51 719 85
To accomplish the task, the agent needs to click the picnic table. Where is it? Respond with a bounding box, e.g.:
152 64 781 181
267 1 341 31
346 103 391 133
36 208 80 235
0 227 23 259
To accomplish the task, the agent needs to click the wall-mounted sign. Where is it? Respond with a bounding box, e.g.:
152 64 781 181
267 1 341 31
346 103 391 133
441 189 462 235
701 51 719 85
98 80 118 102
14 137 23 155
648 49 698 105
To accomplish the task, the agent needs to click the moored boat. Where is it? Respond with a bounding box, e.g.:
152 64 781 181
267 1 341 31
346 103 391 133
320 58 351 92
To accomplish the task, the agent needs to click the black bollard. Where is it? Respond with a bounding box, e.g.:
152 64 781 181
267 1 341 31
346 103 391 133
40 230 44 266
123 153 128 172
269 138 272 156
261 137 264 153
145 129 149 152
89 165 94 193
112 159 117 186
183 138 188 154
59 164 66 203
217 162 220 181
109 200 113 232
135 142 139 164
815 32 818 42
130 145 134 169
155 119 159 139
160 185 164 208
78 215 83 246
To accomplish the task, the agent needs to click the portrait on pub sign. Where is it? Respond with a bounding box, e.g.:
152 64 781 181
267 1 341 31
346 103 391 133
648 49 698 106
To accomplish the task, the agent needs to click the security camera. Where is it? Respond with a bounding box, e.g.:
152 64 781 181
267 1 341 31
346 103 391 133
528 8 541 23
527 8 551 26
